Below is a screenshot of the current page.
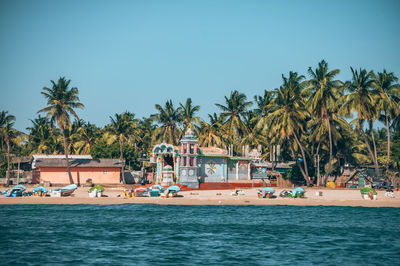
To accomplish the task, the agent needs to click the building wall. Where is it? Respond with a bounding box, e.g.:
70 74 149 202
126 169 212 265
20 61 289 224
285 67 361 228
252 166 269 179
200 157 227 182
227 160 250 180
39 167 120 184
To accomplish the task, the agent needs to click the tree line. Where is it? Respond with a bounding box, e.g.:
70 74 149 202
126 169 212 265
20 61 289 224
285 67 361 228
1 60 400 186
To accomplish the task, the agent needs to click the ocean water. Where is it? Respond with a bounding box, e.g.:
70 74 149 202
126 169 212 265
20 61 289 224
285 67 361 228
0 205 399 265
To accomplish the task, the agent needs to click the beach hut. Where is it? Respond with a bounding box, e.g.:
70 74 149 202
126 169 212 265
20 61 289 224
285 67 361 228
344 170 373 188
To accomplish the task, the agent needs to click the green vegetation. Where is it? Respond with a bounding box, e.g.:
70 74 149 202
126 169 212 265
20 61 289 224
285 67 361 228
88 185 104 193
1 61 399 186
360 187 377 195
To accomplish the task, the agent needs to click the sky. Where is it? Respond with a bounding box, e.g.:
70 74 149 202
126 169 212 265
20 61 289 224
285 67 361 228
1 0 399 132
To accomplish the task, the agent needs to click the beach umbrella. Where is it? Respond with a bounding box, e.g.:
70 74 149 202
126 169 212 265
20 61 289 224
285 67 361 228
166 185 180 192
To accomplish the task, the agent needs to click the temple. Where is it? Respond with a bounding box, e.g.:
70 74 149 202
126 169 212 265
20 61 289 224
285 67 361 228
151 129 286 188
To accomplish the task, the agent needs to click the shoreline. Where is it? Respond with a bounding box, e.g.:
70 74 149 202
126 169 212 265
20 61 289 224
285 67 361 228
1 187 400 207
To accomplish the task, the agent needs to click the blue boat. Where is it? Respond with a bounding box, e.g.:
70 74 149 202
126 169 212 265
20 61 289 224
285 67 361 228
288 187 305 198
257 187 275 198
166 185 180 193
4 185 26 197
32 186 48 197
51 184 77 196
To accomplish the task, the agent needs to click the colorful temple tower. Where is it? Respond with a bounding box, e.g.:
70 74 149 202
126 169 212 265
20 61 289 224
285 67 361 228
179 129 200 188
152 143 179 186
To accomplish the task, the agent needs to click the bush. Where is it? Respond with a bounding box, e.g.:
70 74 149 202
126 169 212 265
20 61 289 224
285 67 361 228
360 187 377 195
88 185 104 193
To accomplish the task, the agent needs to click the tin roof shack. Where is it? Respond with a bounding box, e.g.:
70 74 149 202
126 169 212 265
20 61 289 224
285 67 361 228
344 170 373 188
35 158 123 186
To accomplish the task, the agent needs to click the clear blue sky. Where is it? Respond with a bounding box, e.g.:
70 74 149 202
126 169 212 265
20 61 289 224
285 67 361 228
1 0 399 132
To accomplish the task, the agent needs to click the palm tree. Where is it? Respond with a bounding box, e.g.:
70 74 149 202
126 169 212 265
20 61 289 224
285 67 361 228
38 77 85 184
260 72 311 185
26 116 54 154
179 98 200 132
73 122 100 154
306 60 343 182
241 111 267 151
215 90 252 153
106 112 139 184
197 113 224 148
373 70 400 171
307 110 351 185
152 100 182 145
340 68 380 177
0 111 16 185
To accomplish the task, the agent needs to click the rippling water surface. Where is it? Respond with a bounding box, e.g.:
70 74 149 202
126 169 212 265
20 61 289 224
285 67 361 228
1 205 399 265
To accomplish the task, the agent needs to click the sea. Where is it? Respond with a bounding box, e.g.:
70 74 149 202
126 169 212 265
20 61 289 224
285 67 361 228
0 205 399 265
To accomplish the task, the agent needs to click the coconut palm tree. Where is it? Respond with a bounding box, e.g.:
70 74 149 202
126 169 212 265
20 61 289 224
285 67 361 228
241 111 267 152
106 112 140 184
373 70 400 171
26 116 54 154
38 77 85 184
179 98 200 132
152 100 182 145
306 60 343 181
340 68 380 177
261 72 311 185
0 111 16 185
73 122 100 154
197 113 224 148
215 90 252 153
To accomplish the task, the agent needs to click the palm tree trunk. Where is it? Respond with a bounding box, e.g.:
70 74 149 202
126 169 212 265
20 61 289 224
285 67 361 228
369 120 380 177
119 138 126 184
61 127 74 184
270 145 274 171
360 121 379 178
289 143 310 186
5 138 10 186
324 116 333 184
17 159 20 185
385 114 391 172
293 132 310 184
315 142 321 186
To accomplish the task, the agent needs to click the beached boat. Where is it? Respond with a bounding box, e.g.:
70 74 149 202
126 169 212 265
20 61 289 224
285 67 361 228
4 185 26 197
51 184 77 197
148 184 164 197
32 186 48 197
161 185 180 198
257 187 275 198
288 187 305 198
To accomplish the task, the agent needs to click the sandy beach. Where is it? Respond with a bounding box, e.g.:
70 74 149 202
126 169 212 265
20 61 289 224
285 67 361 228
1 186 400 207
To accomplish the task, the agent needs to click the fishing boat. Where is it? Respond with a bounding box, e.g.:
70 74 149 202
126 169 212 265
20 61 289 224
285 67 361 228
32 186 48 197
288 187 305 198
257 187 275 198
4 185 26 197
50 184 77 197
161 185 180 198
148 184 164 197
